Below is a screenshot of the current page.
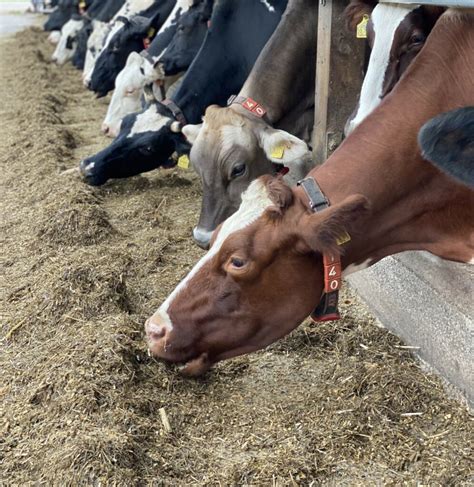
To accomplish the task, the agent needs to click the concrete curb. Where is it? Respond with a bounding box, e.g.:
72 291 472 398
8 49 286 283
348 251 474 407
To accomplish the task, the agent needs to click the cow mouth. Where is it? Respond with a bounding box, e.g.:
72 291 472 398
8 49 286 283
79 159 107 186
271 162 288 176
148 347 211 377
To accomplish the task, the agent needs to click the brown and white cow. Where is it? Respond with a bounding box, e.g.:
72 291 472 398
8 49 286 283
344 0 444 134
182 0 444 249
145 9 474 376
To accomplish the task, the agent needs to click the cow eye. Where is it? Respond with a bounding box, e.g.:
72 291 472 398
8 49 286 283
230 164 246 179
139 66 145 75
230 257 246 268
410 33 425 45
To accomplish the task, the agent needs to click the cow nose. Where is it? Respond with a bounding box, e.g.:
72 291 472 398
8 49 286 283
145 319 167 341
101 123 110 135
192 227 213 250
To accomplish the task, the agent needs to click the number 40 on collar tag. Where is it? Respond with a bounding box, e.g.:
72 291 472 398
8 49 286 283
356 14 369 39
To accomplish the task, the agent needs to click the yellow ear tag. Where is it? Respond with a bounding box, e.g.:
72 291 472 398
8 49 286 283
177 154 190 169
270 145 286 160
147 27 156 38
356 15 369 39
336 231 351 246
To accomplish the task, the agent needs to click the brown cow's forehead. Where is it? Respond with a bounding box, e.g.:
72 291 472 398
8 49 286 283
159 179 274 313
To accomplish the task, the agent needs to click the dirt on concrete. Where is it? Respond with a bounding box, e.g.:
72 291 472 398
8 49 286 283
0 28 473 486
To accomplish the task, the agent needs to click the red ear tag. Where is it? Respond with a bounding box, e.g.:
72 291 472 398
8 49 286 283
143 38 151 49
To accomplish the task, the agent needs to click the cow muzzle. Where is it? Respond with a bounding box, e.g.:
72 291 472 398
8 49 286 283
192 226 213 250
145 315 210 377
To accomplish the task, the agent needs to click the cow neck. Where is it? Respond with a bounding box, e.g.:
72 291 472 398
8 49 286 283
170 0 287 124
238 0 317 125
298 11 474 268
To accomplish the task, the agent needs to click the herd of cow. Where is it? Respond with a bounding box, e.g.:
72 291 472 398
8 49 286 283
44 0 473 376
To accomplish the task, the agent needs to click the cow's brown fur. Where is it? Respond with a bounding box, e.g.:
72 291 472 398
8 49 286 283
147 10 474 375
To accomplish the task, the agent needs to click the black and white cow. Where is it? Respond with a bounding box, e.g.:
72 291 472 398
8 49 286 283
83 0 161 88
88 0 176 97
80 0 288 186
44 0 88 32
103 0 213 137
71 0 126 70
419 107 474 189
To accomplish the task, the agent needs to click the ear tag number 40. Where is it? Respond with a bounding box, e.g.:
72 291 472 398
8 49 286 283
357 15 369 39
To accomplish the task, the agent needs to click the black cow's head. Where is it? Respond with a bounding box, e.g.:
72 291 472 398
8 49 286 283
159 0 213 76
89 13 161 97
44 0 78 31
79 100 188 186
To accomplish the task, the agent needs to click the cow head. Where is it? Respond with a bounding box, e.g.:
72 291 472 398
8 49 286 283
182 105 311 249
89 13 161 97
158 0 212 76
145 176 369 376
51 17 84 65
79 101 185 186
44 0 78 31
344 1 444 134
102 51 163 137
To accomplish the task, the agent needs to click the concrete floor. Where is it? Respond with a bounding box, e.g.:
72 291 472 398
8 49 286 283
0 2 38 37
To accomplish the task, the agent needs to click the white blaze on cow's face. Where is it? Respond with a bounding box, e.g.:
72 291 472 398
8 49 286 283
127 103 171 137
52 19 84 65
148 178 273 336
346 4 417 135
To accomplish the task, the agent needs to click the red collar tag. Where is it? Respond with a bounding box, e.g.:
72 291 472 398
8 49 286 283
227 95 270 122
310 254 342 322
297 177 347 322
241 97 266 118
278 166 289 176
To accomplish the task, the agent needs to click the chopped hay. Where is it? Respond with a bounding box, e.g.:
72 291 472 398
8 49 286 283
0 28 472 486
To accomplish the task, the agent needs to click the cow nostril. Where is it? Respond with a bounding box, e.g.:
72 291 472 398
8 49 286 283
146 321 166 341
101 124 110 135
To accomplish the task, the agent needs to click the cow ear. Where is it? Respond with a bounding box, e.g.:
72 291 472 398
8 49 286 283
130 15 152 35
418 107 474 188
182 124 203 145
258 127 311 165
126 51 142 66
344 0 376 30
298 194 370 255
